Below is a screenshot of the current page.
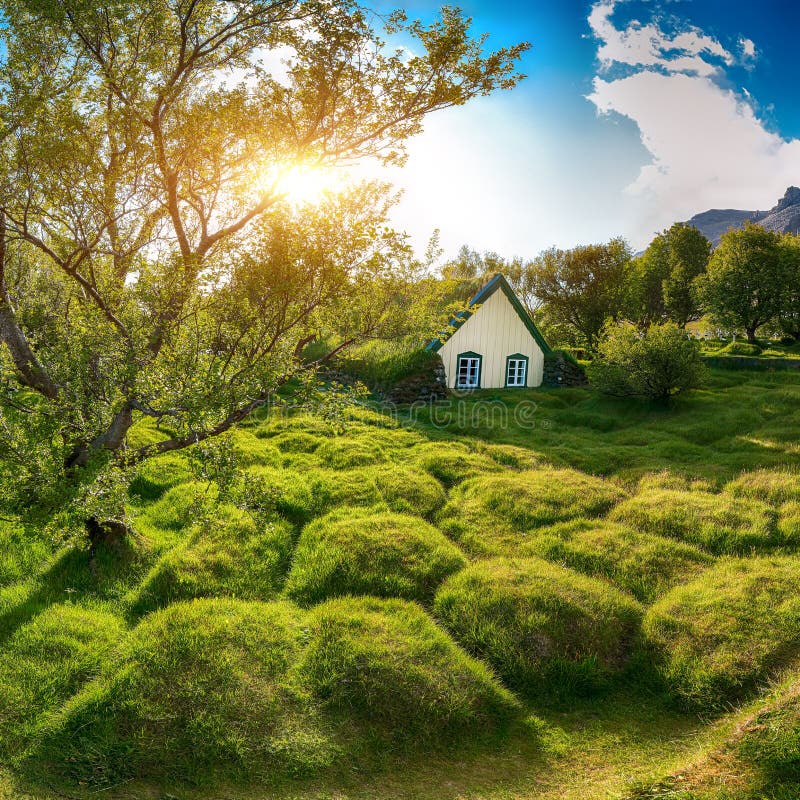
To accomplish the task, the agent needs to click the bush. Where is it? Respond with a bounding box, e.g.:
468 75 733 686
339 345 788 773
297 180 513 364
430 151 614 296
525 520 712 603
438 469 626 555
296 596 520 740
411 441 501 487
588 322 704 401
0 605 122 757
129 505 294 615
284 511 466 606
31 600 337 787
434 558 642 697
725 469 800 506
610 489 779 554
642 558 800 709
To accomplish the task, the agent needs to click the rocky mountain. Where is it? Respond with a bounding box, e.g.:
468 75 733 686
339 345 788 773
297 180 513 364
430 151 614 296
686 186 800 245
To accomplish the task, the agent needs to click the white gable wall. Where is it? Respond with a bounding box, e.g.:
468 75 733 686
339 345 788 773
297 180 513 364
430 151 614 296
438 289 545 389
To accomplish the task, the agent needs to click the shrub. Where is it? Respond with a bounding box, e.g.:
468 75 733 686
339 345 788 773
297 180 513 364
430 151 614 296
739 693 800 782
31 600 336 787
297 596 520 740
610 489 778 554
129 505 294 615
434 558 642 697
284 511 466 606
642 557 800 709
0 605 122 757
588 322 704 401
411 442 501 487
725 469 800 506
525 520 712 602
438 469 626 555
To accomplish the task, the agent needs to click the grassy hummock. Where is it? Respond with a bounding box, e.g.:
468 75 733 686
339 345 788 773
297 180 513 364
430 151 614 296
438 469 626 555
725 468 800 506
0 605 123 758
129 505 294 615
434 557 643 697
284 511 466 606
524 520 713 602
411 441 501 486
643 557 800 709
610 488 780 554
297 596 521 741
30 599 337 788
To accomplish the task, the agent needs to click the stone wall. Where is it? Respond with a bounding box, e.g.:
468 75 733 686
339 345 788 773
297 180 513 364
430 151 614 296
383 354 449 404
542 352 589 388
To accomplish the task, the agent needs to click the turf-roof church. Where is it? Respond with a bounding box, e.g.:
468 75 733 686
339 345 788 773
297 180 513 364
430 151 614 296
427 273 551 390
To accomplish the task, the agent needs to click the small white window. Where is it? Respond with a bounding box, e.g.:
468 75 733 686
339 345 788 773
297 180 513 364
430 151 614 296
457 355 480 388
506 358 527 387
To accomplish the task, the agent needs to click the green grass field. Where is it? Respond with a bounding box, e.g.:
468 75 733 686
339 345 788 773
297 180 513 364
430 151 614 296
1 367 800 799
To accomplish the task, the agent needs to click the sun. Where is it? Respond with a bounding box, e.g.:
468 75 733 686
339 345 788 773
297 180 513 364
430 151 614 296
257 162 346 206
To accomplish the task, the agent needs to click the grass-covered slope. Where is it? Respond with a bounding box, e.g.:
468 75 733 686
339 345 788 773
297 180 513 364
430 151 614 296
3 369 800 798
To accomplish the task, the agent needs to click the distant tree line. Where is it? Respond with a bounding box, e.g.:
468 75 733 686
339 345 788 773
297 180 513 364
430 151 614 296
445 223 800 349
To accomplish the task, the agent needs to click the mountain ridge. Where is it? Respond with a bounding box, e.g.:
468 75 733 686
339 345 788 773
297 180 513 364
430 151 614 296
685 186 800 245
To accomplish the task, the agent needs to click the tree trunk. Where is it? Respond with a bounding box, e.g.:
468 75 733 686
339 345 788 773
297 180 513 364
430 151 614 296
746 326 757 344
86 516 129 573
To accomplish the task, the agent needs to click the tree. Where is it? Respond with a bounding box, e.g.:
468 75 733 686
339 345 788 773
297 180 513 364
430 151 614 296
0 1 528 538
527 238 632 351
588 322 704 402
630 224 710 329
695 223 788 343
777 233 800 342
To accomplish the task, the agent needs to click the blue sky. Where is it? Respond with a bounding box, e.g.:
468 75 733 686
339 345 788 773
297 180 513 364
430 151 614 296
368 0 800 259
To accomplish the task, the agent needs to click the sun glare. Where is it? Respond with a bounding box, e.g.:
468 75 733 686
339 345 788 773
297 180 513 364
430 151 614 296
257 163 346 206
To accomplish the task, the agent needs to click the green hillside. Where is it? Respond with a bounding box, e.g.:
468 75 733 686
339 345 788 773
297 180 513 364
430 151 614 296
1 368 800 799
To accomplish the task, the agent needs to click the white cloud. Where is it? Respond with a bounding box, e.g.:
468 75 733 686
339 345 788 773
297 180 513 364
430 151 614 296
588 1 733 77
587 1 800 245
740 37 757 59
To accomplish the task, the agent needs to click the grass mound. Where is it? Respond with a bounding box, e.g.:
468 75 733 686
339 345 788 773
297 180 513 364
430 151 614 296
778 502 800 546
297 596 520 740
438 469 626 555
739 691 800 783
411 441 501 486
643 558 800 709
128 452 194 501
0 605 122 757
525 520 712 602
269 431 325 453
238 466 321 524
285 511 466 606
136 481 217 532
370 464 446 517
129 505 293 615
725 468 800 506
610 489 779 554
31 599 336 787
719 341 762 356
434 557 642 697
315 436 388 469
